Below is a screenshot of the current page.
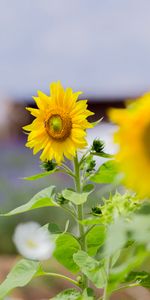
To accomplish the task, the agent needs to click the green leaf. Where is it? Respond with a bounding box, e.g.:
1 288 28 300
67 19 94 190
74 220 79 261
91 152 113 158
90 160 119 184
54 233 81 273
137 203 150 215
81 217 101 226
64 220 70 233
62 189 92 205
51 288 81 300
108 246 148 292
91 117 103 127
23 168 58 180
127 215 150 244
48 223 62 234
73 251 106 288
105 219 127 256
106 220 127 256
2 186 58 216
125 271 150 288
0 259 40 299
86 225 106 256
79 288 95 300
110 250 121 268
82 184 94 193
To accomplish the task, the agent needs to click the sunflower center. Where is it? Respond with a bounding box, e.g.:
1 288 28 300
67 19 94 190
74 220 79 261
49 115 63 132
45 113 72 141
143 123 150 159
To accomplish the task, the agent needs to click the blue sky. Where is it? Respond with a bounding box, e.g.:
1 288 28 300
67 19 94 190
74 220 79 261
1 0 150 99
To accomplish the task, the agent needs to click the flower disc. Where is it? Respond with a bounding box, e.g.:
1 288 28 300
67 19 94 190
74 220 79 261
45 113 72 141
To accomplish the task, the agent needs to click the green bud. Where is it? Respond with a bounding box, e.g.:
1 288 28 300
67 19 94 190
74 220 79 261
76 275 83 286
83 155 96 173
56 193 68 205
92 139 105 153
41 160 57 172
92 206 102 216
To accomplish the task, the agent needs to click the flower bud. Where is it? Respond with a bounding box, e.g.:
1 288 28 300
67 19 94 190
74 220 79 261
56 193 68 205
92 206 102 216
41 160 57 172
92 139 105 153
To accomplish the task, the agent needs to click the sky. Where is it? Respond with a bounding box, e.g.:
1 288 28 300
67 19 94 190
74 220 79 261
1 0 150 99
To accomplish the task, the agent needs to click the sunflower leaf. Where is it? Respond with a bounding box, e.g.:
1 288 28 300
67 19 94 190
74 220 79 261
86 225 106 256
62 189 93 205
73 250 106 288
91 117 103 127
54 233 81 273
124 271 150 288
23 169 58 180
0 259 40 299
91 151 113 158
48 223 62 234
90 160 119 184
51 288 81 300
2 186 58 216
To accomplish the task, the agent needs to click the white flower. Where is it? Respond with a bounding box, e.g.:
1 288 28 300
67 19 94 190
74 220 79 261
13 222 55 261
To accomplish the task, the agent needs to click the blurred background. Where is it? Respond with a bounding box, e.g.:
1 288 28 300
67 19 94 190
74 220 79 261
0 0 150 299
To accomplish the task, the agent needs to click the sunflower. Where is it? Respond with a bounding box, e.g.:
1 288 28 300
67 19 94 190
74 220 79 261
23 81 94 164
108 93 150 198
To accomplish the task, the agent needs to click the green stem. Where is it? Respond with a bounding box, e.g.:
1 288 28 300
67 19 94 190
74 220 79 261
77 205 86 249
42 272 79 287
83 225 96 239
74 153 88 289
61 206 77 222
103 287 108 300
112 282 140 293
61 164 75 178
79 148 91 167
103 258 110 300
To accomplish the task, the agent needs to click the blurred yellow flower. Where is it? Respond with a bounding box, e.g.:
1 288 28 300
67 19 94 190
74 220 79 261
108 93 150 198
23 81 94 164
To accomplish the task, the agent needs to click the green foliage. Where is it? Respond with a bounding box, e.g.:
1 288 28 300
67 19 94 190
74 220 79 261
103 211 150 292
56 192 69 205
2 186 58 216
48 223 62 234
86 225 106 256
90 138 112 158
62 189 93 205
91 118 103 128
82 184 95 193
100 192 139 224
0 259 40 299
81 155 96 174
80 288 95 300
125 271 150 288
90 160 119 184
108 246 148 293
54 233 81 273
2 138 150 299
91 152 113 158
23 169 58 180
82 192 139 227
51 289 81 300
105 213 150 257
73 251 106 288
